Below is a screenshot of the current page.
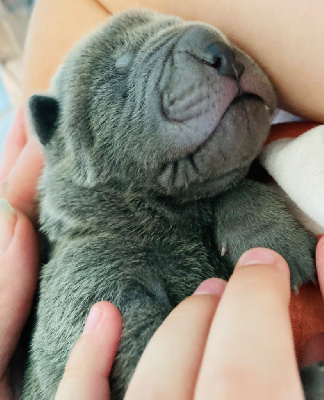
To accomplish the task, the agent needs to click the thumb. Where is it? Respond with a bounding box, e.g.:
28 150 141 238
55 301 122 400
316 235 324 300
300 236 324 367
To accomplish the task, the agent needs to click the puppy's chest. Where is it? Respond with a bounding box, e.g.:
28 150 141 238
144 223 220 305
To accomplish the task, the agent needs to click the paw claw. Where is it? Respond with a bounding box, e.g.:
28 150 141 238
293 285 299 295
310 276 318 287
221 244 228 257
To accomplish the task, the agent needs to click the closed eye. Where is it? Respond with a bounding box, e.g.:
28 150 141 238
115 52 134 70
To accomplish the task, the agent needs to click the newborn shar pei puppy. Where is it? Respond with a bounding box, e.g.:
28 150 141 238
23 8 318 400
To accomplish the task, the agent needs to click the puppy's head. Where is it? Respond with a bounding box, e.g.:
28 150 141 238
30 8 276 202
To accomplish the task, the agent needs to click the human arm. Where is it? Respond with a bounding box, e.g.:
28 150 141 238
23 0 111 135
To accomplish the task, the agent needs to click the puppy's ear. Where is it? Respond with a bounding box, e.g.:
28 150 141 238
29 95 59 145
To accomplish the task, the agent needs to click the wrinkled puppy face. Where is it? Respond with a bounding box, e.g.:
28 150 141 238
30 9 276 201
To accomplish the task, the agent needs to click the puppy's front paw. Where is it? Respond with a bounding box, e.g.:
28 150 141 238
274 228 317 290
219 222 316 290
214 179 317 290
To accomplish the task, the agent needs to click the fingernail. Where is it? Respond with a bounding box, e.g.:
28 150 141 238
0 198 17 254
82 306 103 335
238 248 277 266
194 278 227 296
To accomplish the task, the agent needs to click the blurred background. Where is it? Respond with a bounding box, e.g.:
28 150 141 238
0 0 34 155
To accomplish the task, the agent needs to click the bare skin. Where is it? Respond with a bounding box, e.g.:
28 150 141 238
23 0 324 127
23 0 110 134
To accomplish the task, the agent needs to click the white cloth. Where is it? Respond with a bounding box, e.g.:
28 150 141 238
259 125 324 235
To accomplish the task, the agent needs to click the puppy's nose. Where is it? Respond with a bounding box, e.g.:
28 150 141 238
203 42 245 79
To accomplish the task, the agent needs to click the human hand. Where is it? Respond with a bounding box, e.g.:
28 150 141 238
0 108 44 222
125 246 305 399
300 236 324 365
55 239 324 400
54 302 122 399
0 109 42 399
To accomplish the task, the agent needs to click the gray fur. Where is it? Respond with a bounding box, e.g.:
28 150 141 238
23 8 317 399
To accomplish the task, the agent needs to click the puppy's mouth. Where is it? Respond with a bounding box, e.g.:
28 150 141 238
159 81 274 163
158 92 270 197
231 92 269 110
143 29 277 197
192 91 268 151
156 36 277 160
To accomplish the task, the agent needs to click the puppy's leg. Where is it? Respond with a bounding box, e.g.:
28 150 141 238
213 179 316 289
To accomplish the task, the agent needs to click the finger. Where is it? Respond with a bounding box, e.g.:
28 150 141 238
1 136 44 222
195 248 304 400
0 109 27 184
125 278 226 400
0 199 39 381
300 237 324 368
316 235 324 298
55 301 122 400
300 333 324 368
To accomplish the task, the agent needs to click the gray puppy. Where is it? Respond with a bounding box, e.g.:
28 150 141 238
22 8 318 400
